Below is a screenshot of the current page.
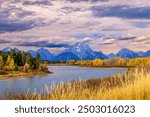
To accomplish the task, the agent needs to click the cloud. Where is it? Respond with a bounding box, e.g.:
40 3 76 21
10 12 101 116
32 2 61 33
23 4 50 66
118 36 136 41
92 5 150 19
131 21 150 28
0 21 36 33
16 41 71 48
0 0 150 53
23 0 52 6
72 33 103 39
66 0 109 3
61 7 81 14
0 39 10 44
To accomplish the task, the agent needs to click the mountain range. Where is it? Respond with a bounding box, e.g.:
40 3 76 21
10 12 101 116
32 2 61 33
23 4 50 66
1 42 150 61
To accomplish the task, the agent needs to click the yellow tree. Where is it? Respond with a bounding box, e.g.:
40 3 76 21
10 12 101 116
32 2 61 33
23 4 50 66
8 59 15 70
118 58 126 66
75 61 81 65
23 63 30 72
80 60 90 66
68 60 76 65
0 56 4 69
92 59 103 67
6 55 11 65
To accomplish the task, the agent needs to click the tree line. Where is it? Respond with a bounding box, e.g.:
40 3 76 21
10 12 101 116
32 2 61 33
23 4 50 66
67 57 150 67
0 49 48 72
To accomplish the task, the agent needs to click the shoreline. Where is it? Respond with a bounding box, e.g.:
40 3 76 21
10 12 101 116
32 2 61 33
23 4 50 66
0 70 53 80
48 64 132 69
0 65 131 80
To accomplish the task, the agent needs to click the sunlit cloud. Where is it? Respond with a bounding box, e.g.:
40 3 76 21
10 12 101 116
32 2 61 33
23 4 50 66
0 0 150 53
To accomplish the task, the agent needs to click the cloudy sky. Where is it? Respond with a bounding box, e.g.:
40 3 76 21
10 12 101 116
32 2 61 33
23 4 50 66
0 0 150 54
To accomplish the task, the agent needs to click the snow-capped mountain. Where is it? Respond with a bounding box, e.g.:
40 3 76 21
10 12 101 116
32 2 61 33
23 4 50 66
2 47 12 52
116 48 139 59
2 47 19 52
3 45 150 61
62 42 108 60
137 51 145 57
55 52 79 62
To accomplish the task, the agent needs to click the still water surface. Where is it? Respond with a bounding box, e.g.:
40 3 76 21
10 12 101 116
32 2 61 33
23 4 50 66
0 66 127 93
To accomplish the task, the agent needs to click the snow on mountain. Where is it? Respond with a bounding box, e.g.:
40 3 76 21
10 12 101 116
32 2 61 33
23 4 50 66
137 51 145 57
63 42 108 60
2 47 12 52
2 47 19 52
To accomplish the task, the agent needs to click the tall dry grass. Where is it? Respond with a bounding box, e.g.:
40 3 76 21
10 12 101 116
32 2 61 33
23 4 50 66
4 68 150 100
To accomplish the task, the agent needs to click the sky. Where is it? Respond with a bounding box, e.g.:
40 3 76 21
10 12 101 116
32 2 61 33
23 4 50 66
0 0 150 54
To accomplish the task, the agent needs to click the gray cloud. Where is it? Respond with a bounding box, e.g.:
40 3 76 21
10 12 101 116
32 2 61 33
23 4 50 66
16 41 71 48
66 0 109 2
118 36 136 41
0 39 10 44
92 5 150 19
131 21 150 28
99 42 113 45
0 7 45 33
0 21 36 33
22 0 52 6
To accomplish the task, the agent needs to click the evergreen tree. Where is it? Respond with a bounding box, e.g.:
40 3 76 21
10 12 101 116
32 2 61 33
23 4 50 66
22 52 26 66
26 53 33 68
36 53 41 68
16 51 22 66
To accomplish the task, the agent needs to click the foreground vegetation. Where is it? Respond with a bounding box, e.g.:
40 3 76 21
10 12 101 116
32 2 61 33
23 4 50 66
4 67 150 100
0 49 52 79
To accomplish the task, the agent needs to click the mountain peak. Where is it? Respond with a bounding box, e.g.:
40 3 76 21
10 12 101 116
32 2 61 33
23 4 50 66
108 53 116 59
63 42 107 60
2 47 12 52
117 48 139 59
2 47 19 52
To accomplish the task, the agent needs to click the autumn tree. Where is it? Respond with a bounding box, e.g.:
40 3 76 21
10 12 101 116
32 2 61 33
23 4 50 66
68 60 76 65
23 63 30 72
39 63 48 72
6 55 11 65
117 58 126 66
92 59 103 67
0 56 4 69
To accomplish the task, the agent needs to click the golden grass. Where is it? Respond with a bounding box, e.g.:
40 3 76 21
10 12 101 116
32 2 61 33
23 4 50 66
4 68 150 100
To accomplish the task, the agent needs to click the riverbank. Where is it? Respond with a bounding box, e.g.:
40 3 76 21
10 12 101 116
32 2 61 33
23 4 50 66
4 67 150 100
0 70 53 80
48 63 132 69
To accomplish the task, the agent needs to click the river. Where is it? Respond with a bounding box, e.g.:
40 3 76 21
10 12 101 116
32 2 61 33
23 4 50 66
0 66 127 93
